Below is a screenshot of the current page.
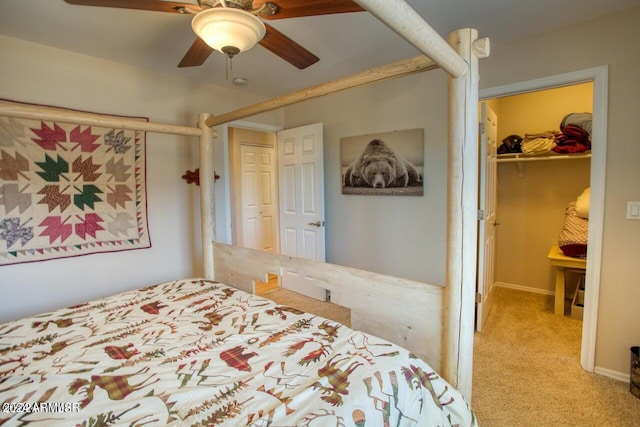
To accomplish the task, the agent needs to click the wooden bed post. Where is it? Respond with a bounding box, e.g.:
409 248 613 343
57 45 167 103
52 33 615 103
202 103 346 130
443 29 486 402
199 113 216 279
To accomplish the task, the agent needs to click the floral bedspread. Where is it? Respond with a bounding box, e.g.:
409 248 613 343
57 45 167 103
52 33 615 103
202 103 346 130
0 278 476 426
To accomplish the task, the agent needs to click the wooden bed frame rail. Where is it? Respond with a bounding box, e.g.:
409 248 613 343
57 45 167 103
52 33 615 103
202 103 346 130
213 242 443 369
0 99 202 137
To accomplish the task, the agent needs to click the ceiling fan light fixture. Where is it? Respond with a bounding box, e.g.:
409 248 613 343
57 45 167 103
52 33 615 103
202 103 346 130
192 8 266 58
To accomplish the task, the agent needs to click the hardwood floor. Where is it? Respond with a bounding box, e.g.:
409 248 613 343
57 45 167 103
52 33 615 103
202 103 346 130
254 273 279 294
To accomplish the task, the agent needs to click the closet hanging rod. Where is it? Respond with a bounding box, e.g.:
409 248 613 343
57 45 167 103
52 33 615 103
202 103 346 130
496 153 591 163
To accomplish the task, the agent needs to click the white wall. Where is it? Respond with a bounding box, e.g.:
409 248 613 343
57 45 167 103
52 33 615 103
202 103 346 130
284 71 449 285
0 35 283 322
283 6 640 377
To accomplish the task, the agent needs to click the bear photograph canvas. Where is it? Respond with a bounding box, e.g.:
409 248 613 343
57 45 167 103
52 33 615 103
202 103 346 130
341 128 424 196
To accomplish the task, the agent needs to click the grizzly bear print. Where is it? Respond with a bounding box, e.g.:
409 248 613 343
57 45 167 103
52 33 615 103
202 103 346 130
343 139 421 188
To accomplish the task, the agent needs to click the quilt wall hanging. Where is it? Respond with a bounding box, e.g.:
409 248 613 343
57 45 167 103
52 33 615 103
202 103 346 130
0 100 150 265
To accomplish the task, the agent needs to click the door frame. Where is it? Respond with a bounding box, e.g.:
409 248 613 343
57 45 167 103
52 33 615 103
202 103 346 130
220 120 283 246
479 65 608 372
476 102 498 332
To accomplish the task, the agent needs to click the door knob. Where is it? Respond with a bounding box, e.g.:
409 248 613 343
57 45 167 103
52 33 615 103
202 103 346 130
308 221 323 227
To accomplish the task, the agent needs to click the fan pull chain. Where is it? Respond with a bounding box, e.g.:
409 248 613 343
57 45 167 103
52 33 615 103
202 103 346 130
221 46 240 81
225 54 234 80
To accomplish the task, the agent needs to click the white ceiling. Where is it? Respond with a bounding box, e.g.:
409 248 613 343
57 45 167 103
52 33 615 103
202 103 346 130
1 0 639 98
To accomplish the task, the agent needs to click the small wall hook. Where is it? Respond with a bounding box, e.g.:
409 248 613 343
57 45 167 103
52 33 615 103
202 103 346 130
181 168 219 186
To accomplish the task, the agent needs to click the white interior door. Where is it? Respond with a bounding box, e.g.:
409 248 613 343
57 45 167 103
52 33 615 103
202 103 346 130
278 123 326 300
240 144 277 253
477 102 498 331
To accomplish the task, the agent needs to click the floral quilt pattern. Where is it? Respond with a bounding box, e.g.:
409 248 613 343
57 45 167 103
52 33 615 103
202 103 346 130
0 100 150 265
0 279 476 426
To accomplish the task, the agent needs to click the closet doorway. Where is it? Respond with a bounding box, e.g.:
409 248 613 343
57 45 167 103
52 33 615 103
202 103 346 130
228 126 280 293
478 66 608 372
229 127 280 254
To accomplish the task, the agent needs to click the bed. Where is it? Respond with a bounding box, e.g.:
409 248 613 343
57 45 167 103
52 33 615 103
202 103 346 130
0 278 475 426
0 0 487 423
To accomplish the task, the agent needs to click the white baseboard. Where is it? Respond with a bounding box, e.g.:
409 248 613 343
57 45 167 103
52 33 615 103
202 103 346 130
593 366 630 383
495 281 555 296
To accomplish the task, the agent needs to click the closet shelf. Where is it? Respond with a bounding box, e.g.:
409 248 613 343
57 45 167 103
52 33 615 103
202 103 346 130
496 151 591 163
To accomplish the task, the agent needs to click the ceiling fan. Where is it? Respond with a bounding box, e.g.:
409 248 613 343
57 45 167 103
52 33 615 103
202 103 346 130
63 0 365 70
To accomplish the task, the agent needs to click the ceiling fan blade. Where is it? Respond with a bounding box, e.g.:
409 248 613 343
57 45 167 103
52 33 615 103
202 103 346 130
253 0 364 20
178 38 215 67
259 24 319 69
63 0 201 14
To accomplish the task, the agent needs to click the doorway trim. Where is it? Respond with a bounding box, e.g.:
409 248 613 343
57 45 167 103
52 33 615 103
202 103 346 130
480 65 608 372
220 120 283 245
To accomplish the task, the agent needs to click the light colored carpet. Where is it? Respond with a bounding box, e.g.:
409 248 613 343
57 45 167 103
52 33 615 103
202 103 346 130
473 286 640 426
